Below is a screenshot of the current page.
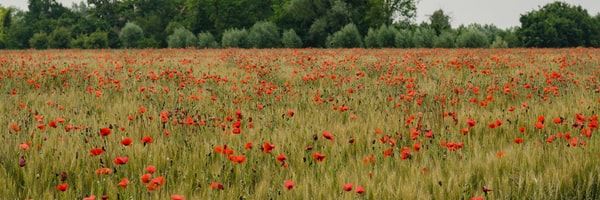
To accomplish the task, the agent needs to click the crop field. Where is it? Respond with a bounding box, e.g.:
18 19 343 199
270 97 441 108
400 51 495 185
0 48 599 199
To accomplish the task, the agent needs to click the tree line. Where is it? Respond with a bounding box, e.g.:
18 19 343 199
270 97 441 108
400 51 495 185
0 0 598 49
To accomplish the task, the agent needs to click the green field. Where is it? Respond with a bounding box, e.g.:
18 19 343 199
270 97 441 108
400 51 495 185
1 48 599 199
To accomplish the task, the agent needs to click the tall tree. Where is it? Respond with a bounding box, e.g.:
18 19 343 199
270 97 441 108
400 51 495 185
429 9 451 35
519 2 598 47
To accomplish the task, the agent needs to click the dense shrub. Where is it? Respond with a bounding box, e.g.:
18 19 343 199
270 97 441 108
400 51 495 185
326 23 363 48
376 25 398 48
248 21 280 48
413 27 436 48
167 27 197 48
85 31 109 49
456 28 489 48
221 28 250 48
29 32 49 49
198 32 219 49
119 22 144 48
49 27 71 49
434 31 456 48
281 29 303 48
364 28 379 48
395 29 414 48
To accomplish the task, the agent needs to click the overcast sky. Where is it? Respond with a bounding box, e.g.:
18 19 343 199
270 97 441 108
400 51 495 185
1 0 599 29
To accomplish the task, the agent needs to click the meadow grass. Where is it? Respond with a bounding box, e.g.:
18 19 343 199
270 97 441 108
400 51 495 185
0 48 599 199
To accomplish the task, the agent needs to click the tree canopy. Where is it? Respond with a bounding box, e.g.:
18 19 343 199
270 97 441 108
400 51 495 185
0 1 598 49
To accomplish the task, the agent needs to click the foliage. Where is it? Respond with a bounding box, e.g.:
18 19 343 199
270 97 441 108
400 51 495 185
197 32 219 49
412 27 436 48
456 27 489 48
326 23 363 48
519 2 598 47
167 27 198 48
395 29 413 48
29 32 49 49
429 9 451 35
281 29 303 48
376 25 398 48
221 28 250 48
364 28 379 48
434 31 456 48
85 31 109 49
119 22 144 48
248 21 281 48
49 27 71 49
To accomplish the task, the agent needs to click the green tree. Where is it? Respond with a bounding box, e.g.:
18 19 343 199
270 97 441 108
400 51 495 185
519 2 598 47
376 25 398 48
119 22 144 48
326 23 363 48
248 21 281 48
221 28 250 48
364 27 379 48
167 27 197 48
412 27 435 48
456 27 489 48
395 29 413 48
49 27 71 48
29 32 49 49
198 32 219 48
85 31 109 49
434 31 456 48
281 29 303 48
429 9 451 35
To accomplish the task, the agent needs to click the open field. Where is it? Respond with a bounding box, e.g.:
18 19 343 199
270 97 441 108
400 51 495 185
1 48 599 199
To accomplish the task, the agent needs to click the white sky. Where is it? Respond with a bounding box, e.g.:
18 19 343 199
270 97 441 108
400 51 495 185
0 0 599 29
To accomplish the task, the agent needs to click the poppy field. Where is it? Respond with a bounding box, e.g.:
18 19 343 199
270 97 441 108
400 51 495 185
1 48 600 199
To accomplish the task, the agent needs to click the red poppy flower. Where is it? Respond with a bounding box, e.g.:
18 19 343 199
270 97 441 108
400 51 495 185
535 122 544 129
20 143 30 151
284 180 295 190
244 142 253 150
10 123 20 132
470 197 485 200
57 183 68 192
322 131 334 141
171 194 185 200
147 165 156 174
466 118 476 127
100 127 111 136
277 153 286 162
114 156 129 165
118 178 130 189
263 142 275 153
141 173 152 184
83 195 96 200
210 182 224 190
95 167 112 175
355 185 365 194
514 138 524 144
90 148 104 156
121 138 132 146
147 176 165 191
313 152 326 162
141 136 153 145
342 183 353 192
231 155 246 163
553 117 563 124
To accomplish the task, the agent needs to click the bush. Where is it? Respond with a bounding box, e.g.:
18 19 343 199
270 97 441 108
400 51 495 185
198 32 219 49
490 36 508 48
456 28 489 48
137 38 160 48
29 32 49 49
248 21 280 48
281 29 302 48
119 22 144 48
364 28 379 48
50 27 71 49
413 27 436 48
70 35 86 49
327 23 363 48
395 29 414 48
434 31 456 48
376 25 398 48
85 31 109 49
221 28 250 48
167 27 198 48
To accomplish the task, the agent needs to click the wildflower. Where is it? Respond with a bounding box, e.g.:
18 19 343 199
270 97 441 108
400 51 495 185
210 182 224 190
355 186 365 194
263 142 275 153
121 138 132 146
342 183 353 192
284 180 295 190
322 131 334 141
99 127 111 136
57 183 68 192
118 178 130 189
113 156 129 165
